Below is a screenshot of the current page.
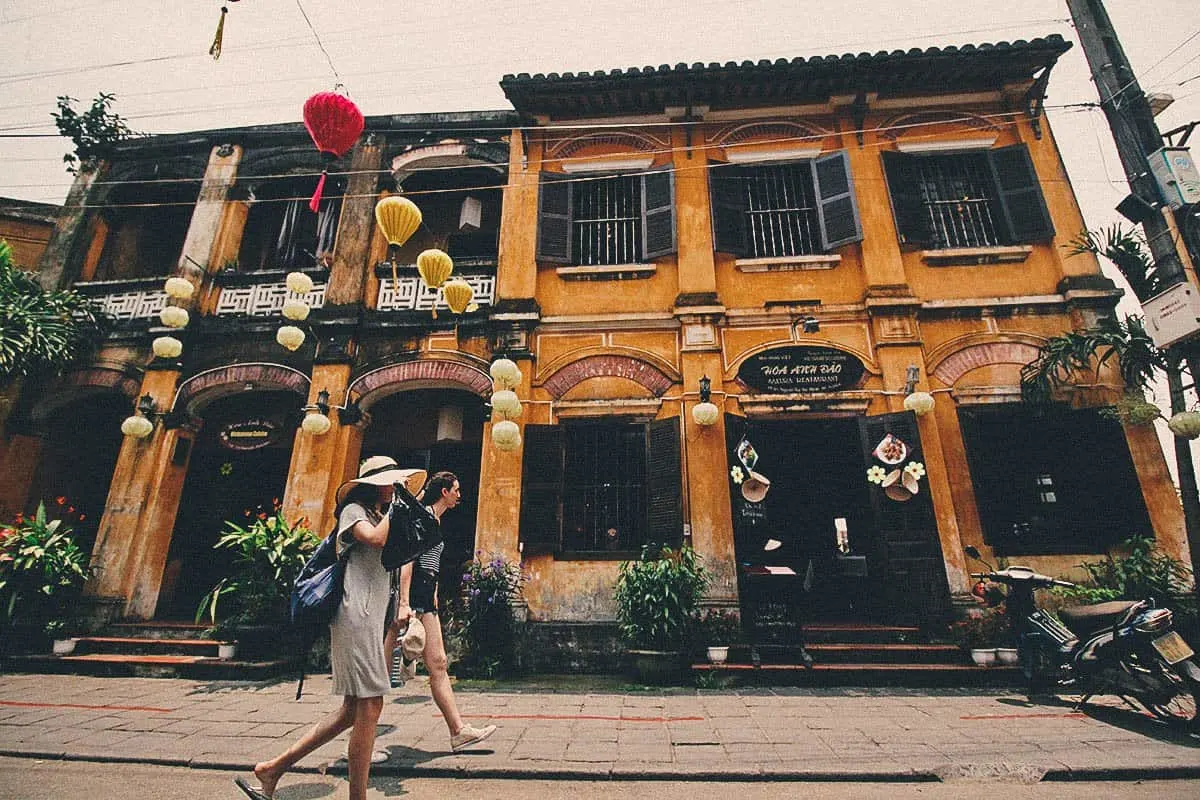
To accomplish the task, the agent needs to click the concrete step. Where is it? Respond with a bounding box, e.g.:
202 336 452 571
804 642 963 665
800 622 924 645
73 636 224 656
5 653 295 680
103 622 211 641
693 661 1023 687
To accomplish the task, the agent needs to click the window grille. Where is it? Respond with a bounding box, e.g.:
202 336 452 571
741 163 821 257
572 175 642 265
915 154 1001 249
562 424 647 551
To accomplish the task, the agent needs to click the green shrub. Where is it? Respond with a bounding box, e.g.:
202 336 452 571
0 502 92 626
1069 535 1191 604
614 545 709 652
451 551 526 678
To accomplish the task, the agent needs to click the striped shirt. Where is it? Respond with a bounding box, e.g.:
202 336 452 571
416 506 443 575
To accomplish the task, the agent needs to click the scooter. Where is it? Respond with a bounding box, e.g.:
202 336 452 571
964 545 1200 728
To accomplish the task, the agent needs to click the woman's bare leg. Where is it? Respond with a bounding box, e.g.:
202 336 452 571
252 697 356 797
420 611 465 734
346 695 384 800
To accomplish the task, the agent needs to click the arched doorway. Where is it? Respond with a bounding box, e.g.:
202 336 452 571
361 388 486 598
156 390 299 619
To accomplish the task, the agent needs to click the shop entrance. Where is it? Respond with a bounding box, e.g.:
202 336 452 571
729 416 874 628
156 391 297 620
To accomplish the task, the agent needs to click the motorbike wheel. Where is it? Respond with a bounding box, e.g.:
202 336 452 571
1139 656 1200 729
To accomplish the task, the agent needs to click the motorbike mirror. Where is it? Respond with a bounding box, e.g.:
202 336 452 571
963 545 997 572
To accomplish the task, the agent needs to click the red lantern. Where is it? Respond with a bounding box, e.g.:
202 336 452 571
302 91 365 212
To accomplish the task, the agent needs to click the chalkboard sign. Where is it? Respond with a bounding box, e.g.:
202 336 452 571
737 346 865 394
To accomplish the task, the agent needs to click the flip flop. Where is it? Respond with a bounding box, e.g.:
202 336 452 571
234 777 271 800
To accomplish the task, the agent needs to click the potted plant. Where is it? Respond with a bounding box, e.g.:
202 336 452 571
44 618 78 655
696 608 741 665
950 608 1002 666
203 618 239 660
614 545 709 684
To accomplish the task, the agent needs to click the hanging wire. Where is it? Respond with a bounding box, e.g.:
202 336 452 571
294 0 341 88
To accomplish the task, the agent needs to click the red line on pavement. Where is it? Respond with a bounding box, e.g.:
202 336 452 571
459 713 705 723
0 700 171 713
960 712 1086 720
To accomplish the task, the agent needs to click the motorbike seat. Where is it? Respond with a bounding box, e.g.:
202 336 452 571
1058 600 1138 638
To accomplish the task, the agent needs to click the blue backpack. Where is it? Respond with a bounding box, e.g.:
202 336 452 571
290 529 350 698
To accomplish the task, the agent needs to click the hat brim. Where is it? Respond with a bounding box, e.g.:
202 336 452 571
741 470 771 503
336 468 427 505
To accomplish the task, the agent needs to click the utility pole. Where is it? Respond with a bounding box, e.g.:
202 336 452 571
1066 0 1200 584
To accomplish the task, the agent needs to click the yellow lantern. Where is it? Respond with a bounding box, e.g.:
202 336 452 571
903 391 936 416
285 271 314 294
159 306 189 328
492 420 522 451
276 325 306 351
443 279 473 314
692 401 720 426
491 390 522 421
1168 411 1200 439
282 298 311 321
163 277 194 300
417 249 453 289
301 410 332 435
152 336 183 359
375 196 422 250
490 358 522 390
120 414 153 439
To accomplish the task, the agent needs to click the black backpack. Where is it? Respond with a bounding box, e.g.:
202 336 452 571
381 482 442 570
290 528 350 699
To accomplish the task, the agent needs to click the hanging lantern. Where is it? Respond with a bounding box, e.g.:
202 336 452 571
491 390 522 421
164 277 194 300
286 271 314 294
121 414 154 439
490 358 522 390
159 306 189 329
375 196 422 254
443 279 474 314
282 298 311 321
276 325 306 352
302 91 365 212
1168 411 1200 439
692 401 720 427
152 336 183 359
903 391 936 416
417 249 453 289
301 410 332 436
492 420 522 451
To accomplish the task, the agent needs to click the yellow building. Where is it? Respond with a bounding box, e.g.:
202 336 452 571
6 35 1187 669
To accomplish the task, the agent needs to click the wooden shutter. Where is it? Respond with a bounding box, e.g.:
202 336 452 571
536 172 572 264
858 411 951 625
645 417 683 547
641 167 677 259
987 144 1055 243
709 163 748 256
519 424 564 553
813 150 864 251
880 151 931 246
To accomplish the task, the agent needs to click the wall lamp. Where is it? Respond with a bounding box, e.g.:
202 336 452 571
300 388 364 435
692 375 720 427
120 394 169 439
902 365 936 416
799 316 820 334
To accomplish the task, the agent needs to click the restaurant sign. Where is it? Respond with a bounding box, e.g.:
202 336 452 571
219 418 281 451
737 346 865 394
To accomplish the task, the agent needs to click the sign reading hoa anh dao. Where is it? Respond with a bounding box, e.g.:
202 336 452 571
219 418 281 451
737 346 865 394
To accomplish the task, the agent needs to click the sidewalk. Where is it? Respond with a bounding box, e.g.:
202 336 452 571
0 672 1198 783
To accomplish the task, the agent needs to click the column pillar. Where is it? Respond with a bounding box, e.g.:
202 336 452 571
325 134 385 306
474 357 531 563
672 126 719 302
496 130 541 303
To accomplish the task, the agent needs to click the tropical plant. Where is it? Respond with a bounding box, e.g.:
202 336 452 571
1070 535 1192 604
614 545 710 652
451 551 527 677
52 92 138 174
1020 314 1166 404
195 508 319 628
0 502 92 625
0 240 102 385
1067 225 1165 306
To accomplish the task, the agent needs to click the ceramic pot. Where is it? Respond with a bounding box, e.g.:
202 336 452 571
51 638 76 656
970 648 996 667
217 643 238 660
706 646 729 665
995 647 1019 666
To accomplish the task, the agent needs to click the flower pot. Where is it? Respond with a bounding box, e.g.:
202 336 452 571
51 638 76 656
217 642 238 660
706 646 729 665
995 647 1019 666
628 649 684 685
970 648 996 667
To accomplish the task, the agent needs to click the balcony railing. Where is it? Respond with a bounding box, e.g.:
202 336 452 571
74 278 166 321
215 279 327 316
377 273 496 312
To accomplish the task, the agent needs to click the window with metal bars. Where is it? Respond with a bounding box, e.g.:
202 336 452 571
914 153 1001 249
571 174 643 266
738 163 822 257
561 423 647 552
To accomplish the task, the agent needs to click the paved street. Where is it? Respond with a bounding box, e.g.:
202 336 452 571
0 672 1198 788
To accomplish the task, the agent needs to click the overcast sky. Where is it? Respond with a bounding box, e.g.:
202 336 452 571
1 0 1197 473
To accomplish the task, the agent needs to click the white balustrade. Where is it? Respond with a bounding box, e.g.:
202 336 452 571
215 281 327 317
90 289 167 321
376 274 495 312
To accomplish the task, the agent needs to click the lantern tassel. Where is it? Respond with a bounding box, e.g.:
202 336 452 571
209 7 228 60
309 170 327 213
390 254 398 299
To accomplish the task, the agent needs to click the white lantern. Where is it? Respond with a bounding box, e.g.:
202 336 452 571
285 271 314 294
282 298 311 321
120 414 153 439
276 325 306 352
491 390 522 420
301 411 332 435
903 391 936 416
151 336 183 359
159 306 189 329
492 420 522 451
163 277 194 300
692 401 720 426
1168 411 1200 439
489 358 522 390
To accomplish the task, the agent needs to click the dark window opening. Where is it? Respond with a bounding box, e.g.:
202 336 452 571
93 188 195 281
914 153 1001 249
572 174 643 266
562 423 648 552
238 178 343 272
736 163 822 257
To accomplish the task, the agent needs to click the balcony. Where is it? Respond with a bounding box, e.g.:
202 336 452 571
74 277 167 321
213 268 327 316
373 263 496 312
